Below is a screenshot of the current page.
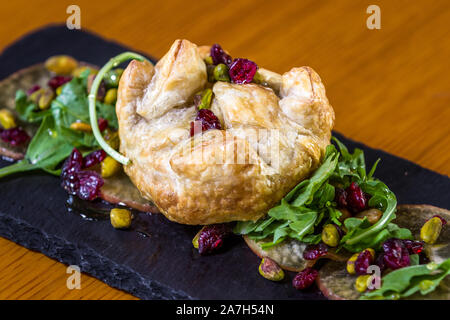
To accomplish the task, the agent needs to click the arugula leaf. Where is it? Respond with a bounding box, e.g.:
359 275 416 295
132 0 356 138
367 158 380 179
269 200 314 220
234 137 400 253
341 219 412 252
290 146 338 207
301 233 322 244
234 145 339 248
361 259 450 299
288 212 317 237
233 220 262 235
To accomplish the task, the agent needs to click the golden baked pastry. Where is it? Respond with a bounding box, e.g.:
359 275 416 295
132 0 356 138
116 39 334 225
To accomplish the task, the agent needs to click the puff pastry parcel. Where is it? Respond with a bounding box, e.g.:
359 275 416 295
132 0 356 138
116 39 334 225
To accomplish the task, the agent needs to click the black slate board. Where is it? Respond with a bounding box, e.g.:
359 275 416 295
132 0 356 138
0 25 449 300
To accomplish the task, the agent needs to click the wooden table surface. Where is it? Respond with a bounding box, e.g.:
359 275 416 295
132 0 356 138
0 0 449 300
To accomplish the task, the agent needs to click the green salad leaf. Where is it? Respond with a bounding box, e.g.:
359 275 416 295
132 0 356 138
361 258 450 299
234 137 410 252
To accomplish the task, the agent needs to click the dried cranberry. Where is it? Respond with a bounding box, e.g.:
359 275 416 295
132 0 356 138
210 44 232 66
82 149 106 168
198 224 232 255
335 187 348 208
190 109 222 137
303 243 328 260
346 182 368 213
229 58 258 84
430 215 447 226
61 148 104 201
76 170 104 201
27 85 41 95
382 238 410 270
402 239 424 255
355 249 374 275
292 268 318 290
62 148 83 174
0 127 30 146
48 76 72 90
61 148 84 195
98 118 108 132
61 175 80 196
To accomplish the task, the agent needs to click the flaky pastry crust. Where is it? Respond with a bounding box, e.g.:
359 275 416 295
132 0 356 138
116 39 334 225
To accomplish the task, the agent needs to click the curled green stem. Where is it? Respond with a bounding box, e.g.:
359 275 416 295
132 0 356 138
88 51 152 165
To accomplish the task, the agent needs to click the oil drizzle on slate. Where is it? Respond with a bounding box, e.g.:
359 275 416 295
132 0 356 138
66 195 152 238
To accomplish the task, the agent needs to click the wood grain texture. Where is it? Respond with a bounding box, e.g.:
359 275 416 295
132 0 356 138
0 0 449 299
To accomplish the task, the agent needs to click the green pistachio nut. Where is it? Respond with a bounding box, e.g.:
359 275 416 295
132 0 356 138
346 253 359 274
38 88 55 110
355 209 383 225
103 128 120 150
104 88 118 105
110 208 132 229
72 66 98 77
420 217 443 244
0 109 16 129
45 55 78 75
213 63 231 82
321 224 340 247
101 156 122 178
355 275 371 293
258 257 284 281
29 88 45 105
197 89 213 110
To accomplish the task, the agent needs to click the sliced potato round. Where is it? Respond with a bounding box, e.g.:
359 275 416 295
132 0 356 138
317 204 450 300
317 260 361 300
244 236 349 272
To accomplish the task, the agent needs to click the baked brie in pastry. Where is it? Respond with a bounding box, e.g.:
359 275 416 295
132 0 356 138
116 39 334 225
